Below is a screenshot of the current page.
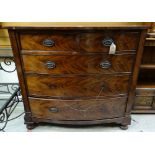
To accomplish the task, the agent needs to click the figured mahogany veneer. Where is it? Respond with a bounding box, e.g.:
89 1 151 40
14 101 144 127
29 97 127 121
22 53 135 74
7 26 147 129
26 74 130 98
20 30 140 52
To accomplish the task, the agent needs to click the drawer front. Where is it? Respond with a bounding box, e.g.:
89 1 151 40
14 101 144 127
135 96 153 107
20 30 140 52
20 32 77 51
29 97 127 120
22 54 135 74
133 88 155 111
26 74 131 97
79 31 140 52
136 88 155 96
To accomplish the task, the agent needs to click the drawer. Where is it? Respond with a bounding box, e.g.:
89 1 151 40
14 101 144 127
79 31 140 52
20 30 140 52
22 53 135 74
133 88 155 110
26 74 131 97
29 97 127 120
136 88 155 96
135 96 153 107
20 32 77 51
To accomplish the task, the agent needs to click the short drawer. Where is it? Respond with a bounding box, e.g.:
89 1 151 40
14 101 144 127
20 30 140 52
29 97 127 120
79 31 140 52
22 53 135 74
20 32 77 51
26 74 131 97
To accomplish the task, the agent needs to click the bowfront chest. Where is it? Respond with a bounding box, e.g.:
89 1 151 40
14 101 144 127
8 24 147 129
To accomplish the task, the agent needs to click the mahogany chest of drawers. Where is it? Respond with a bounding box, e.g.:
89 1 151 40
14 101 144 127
8 25 148 129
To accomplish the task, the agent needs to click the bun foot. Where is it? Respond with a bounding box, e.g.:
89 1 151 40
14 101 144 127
26 124 35 130
120 125 128 130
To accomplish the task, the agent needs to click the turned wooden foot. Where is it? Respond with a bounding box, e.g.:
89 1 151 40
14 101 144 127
26 123 36 130
120 125 128 130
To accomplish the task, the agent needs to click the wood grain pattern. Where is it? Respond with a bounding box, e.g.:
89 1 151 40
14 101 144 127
79 31 140 52
20 30 140 52
26 74 131 98
8 30 34 126
20 32 77 51
7 26 147 129
32 116 131 126
2 22 151 28
8 30 30 111
126 29 147 114
22 53 135 74
29 97 127 120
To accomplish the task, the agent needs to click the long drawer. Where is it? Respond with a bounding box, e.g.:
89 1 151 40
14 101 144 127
29 97 127 120
20 30 140 52
26 74 131 98
22 53 135 74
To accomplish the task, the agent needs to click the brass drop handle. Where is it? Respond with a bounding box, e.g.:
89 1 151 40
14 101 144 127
45 61 56 69
102 38 114 46
49 107 59 113
43 39 55 47
100 60 111 69
102 38 116 54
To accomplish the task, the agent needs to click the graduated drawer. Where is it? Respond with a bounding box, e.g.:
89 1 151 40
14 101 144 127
22 53 135 74
29 97 127 120
20 30 140 52
26 74 131 97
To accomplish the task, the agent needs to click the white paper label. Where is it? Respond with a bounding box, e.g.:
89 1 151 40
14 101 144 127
109 43 116 54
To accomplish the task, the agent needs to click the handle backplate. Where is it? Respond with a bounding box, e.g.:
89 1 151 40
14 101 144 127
45 61 56 69
49 107 59 113
43 39 55 47
102 38 114 46
100 60 111 69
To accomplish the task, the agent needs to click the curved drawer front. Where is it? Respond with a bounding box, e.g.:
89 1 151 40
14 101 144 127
26 74 131 97
20 30 140 52
22 54 135 74
29 97 127 120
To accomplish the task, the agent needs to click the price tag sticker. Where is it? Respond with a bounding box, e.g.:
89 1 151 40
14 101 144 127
109 43 116 54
